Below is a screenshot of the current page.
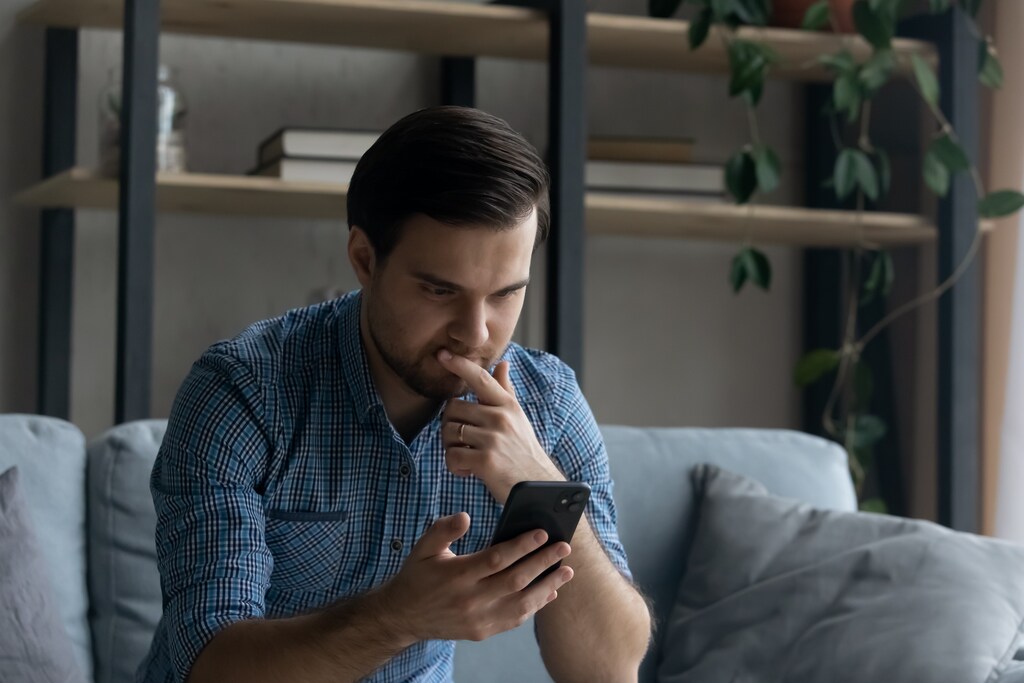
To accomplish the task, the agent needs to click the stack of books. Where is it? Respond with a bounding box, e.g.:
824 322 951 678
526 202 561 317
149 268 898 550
585 137 724 201
250 128 381 183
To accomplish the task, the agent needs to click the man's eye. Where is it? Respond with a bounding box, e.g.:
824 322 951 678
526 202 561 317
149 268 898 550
425 286 453 297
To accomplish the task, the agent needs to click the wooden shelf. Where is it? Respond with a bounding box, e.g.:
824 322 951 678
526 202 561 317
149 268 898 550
16 168 937 247
19 0 936 81
586 194 936 247
14 167 350 220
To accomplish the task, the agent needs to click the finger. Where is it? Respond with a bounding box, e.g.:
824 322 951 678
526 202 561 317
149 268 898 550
444 446 482 477
437 350 510 405
475 528 552 578
492 541 572 594
411 512 471 559
496 564 574 622
493 361 516 400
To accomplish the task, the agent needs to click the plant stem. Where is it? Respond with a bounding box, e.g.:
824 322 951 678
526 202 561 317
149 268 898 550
858 221 983 350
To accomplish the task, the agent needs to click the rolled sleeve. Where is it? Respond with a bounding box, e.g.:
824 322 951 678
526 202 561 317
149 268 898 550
150 353 274 681
548 372 633 581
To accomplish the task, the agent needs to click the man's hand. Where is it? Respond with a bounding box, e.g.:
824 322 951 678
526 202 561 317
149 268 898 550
437 350 563 503
381 512 574 643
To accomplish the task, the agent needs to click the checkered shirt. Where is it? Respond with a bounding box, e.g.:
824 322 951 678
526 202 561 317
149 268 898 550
137 290 631 683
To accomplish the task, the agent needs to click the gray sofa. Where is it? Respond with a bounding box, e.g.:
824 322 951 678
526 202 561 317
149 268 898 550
0 413 858 682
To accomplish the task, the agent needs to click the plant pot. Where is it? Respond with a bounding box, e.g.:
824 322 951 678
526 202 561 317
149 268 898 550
769 0 855 33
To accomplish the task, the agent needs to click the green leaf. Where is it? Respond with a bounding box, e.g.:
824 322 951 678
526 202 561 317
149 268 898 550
851 414 887 449
819 50 856 75
833 72 861 122
928 0 952 11
853 149 879 201
930 134 970 172
726 149 758 204
923 149 951 196
859 498 888 514
711 0 735 21
911 53 939 106
853 0 893 49
741 247 771 290
753 146 781 194
728 41 775 104
730 251 749 292
732 0 770 25
979 41 1004 89
979 190 1024 218
802 0 830 29
834 149 859 200
862 250 894 306
794 349 840 387
875 148 891 195
649 0 685 17
858 48 895 93
961 0 982 18
689 7 713 49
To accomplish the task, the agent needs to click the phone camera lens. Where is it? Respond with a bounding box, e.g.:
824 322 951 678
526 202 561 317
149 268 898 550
560 498 569 505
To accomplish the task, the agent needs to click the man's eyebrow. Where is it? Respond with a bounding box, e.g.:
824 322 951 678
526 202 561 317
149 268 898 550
413 272 530 296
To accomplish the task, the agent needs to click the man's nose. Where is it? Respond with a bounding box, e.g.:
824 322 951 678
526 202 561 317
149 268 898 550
448 301 489 350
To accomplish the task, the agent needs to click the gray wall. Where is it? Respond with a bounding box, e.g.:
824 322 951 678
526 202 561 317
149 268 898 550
1 0 803 439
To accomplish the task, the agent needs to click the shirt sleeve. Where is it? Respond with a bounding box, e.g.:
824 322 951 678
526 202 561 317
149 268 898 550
547 369 633 581
150 351 274 682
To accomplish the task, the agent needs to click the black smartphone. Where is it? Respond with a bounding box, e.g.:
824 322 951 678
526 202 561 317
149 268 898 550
490 481 591 585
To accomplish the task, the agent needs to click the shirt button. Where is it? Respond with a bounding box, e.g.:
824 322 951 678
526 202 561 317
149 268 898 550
399 464 411 477
390 539 404 552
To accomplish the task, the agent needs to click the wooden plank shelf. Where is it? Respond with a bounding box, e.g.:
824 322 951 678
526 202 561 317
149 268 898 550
18 0 936 81
16 168 939 247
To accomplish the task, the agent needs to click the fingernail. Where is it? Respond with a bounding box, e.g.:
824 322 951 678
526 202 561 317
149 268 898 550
534 531 547 544
438 349 453 361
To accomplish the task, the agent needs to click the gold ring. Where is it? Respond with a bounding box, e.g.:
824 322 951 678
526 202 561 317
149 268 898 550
458 423 466 443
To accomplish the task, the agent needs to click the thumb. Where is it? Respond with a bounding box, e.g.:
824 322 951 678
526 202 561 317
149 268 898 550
493 361 515 399
413 512 471 559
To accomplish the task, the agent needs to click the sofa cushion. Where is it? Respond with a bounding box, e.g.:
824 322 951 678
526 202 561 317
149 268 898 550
0 414 91 677
87 420 166 683
658 464 1024 683
0 466 86 683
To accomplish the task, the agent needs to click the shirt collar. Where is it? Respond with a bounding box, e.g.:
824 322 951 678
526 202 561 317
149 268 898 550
337 290 386 424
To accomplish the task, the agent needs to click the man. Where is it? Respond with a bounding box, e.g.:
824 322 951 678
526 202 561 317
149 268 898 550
139 106 651 683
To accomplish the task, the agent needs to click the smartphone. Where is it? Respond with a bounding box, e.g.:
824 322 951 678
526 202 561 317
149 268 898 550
490 481 591 585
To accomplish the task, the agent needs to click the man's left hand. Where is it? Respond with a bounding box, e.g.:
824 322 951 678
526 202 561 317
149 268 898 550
438 350 563 503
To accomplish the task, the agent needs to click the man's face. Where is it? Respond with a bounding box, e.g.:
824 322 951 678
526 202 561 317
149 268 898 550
359 209 537 401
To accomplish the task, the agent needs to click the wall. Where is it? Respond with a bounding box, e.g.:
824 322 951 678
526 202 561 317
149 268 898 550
2 0 803 439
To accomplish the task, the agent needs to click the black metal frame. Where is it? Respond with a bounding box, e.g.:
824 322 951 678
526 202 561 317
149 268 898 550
449 0 587 377
37 28 78 418
902 10 981 532
114 0 161 423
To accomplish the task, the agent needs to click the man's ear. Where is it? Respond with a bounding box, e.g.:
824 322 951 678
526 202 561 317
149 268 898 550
348 227 376 288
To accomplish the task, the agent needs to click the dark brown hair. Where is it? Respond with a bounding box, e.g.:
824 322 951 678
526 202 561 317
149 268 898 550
346 106 550 260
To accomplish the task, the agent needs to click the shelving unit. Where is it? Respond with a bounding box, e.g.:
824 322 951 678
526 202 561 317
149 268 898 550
17 0 981 530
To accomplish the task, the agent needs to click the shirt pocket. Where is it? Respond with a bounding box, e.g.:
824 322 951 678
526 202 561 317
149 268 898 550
264 509 349 592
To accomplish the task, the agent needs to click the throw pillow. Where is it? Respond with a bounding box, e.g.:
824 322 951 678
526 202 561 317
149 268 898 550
658 463 1024 683
0 466 85 683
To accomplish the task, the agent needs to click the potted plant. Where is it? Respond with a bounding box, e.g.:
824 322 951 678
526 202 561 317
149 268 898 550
648 0 1020 510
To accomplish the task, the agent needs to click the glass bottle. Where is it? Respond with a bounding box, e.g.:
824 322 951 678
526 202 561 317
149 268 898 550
98 64 188 175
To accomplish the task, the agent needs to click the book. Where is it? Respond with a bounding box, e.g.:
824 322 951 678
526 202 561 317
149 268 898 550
588 136 694 164
250 157 359 183
585 160 724 195
257 128 380 165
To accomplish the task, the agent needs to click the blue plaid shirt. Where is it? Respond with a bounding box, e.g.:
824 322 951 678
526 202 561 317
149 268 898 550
139 290 631 683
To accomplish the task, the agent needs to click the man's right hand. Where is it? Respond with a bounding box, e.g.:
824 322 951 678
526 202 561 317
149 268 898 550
380 512 574 644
